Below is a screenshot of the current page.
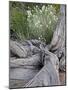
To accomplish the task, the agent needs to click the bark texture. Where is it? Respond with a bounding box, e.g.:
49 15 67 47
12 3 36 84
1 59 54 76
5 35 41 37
9 5 66 89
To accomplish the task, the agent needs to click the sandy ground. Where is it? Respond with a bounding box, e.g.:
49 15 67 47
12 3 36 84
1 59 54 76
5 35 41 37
59 71 66 85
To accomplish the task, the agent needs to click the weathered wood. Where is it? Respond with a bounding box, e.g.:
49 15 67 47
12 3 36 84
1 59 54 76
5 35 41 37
23 49 60 87
10 39 61 88
10 40 32 58
50 5 66 72
50 17 64 51
59 57 65 71
9 79 29 89
24 58 60 87
10 40 41 58
10 67 40 80
50 5 65 51
10 54 41 67
44 50 59 73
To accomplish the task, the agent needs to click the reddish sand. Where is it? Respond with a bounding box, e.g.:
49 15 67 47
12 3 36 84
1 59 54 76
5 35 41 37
59 72 66 85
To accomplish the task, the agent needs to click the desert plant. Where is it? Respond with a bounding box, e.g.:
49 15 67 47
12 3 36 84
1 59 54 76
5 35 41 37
10 2 60 44
27 5 59 43
10 2 28 41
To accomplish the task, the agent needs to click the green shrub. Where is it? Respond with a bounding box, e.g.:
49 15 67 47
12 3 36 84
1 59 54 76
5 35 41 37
10 2 28 41
27 5 59 43
10 2 60 44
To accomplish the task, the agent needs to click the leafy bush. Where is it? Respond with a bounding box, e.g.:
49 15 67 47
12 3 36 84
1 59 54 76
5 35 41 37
10 2 60 44
27 5 59 43
10 2 28 41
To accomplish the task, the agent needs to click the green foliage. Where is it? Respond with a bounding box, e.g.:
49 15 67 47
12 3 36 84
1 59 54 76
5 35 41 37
27 5 59 43
10 2 28 40
52 4 60 13
10 2 60 43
